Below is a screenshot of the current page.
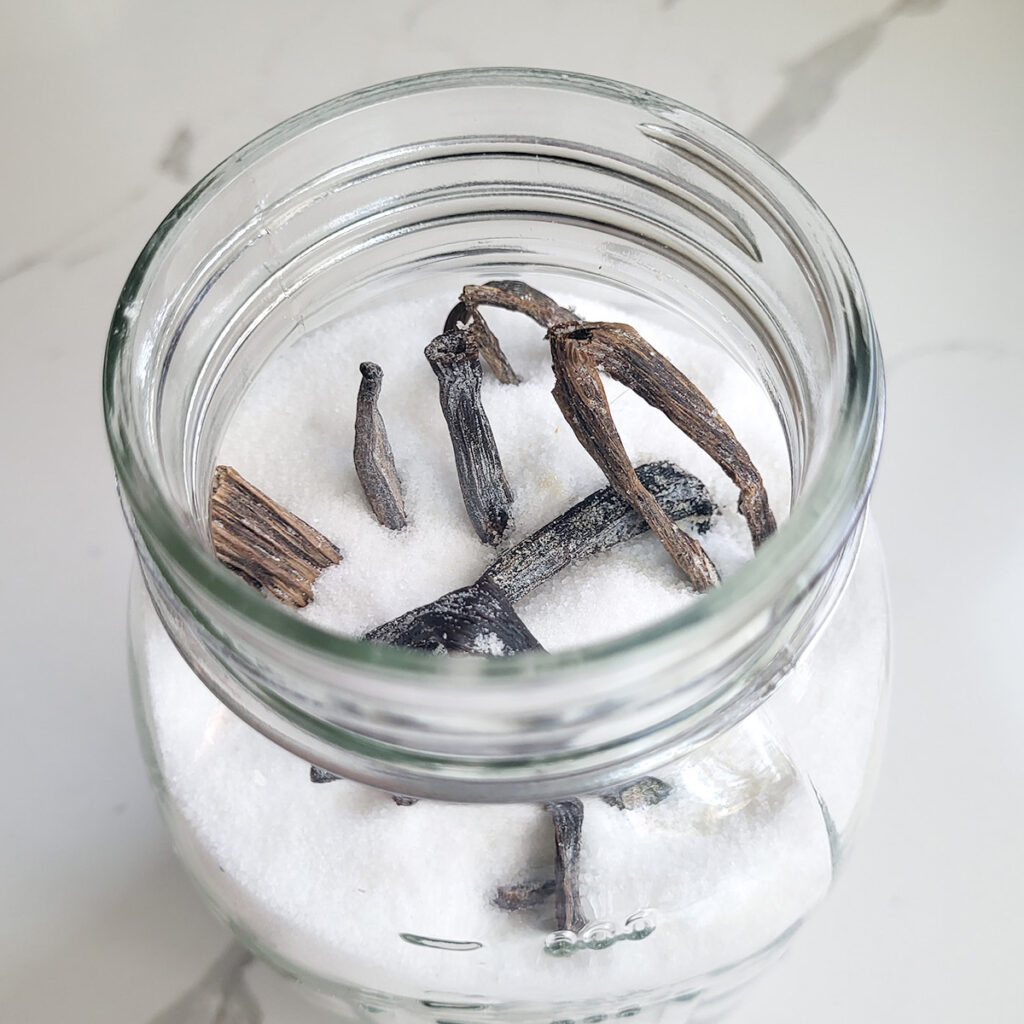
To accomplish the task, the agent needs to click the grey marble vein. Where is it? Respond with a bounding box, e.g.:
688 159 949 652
148 941 261 1024
159 126 196 183
748 0 946 157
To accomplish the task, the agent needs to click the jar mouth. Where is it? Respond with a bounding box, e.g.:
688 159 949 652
104 68 882 787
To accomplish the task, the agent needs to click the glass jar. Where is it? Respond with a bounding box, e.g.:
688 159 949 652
104 69 888 1024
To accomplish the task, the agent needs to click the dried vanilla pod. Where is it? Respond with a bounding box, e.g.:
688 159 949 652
210 465 341 608
365 461 714 653
601 776 673 811
562 321 776 548
425 327 515 546
461 280 579 330
549 331 721 592
354 362 407 531
483 460 716 603
445 301 521 385
547 799 587 933
494 878 557 911
363 579 543 655
310 765 418 805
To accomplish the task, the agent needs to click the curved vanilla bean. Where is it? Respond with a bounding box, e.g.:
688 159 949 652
363 579 542 654
483 461 716 603
210 465 341 608
547 799 586 933
365 461 714 650
354 362 407 531
461 280 579 330
425 328 514 546
564 321 777 547
445 301 521 385
549 330 721 592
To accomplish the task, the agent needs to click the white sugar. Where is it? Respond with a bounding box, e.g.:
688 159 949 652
144 286 888 1009
218 286 790 646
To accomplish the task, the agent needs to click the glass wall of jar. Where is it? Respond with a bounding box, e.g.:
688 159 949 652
105 69 888 1024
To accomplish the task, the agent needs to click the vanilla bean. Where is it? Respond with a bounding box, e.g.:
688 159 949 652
602 776 673 811
445 302 521 385
354 362 407 531
547 799 586 933
494 878 556 911
549 332 721 592
363 579 543 655
310 765 417 805
461 280 578 330
209 465 340 608
565 321 776 547
483 460 716 603
425 328 514 546
365 461 714 651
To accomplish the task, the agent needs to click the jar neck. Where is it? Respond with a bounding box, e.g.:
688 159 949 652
106 69 883 802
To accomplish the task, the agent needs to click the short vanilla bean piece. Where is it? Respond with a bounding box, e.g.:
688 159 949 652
601 776 673 811
354 361 407 530
493 878 557 911
547 799 587 934
209 465 341 608
425 328 514 546
445 301 521 385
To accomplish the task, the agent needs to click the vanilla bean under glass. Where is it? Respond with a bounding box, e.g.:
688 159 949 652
104 69 888 1024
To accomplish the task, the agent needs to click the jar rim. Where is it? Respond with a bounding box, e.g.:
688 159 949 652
103 66 883 688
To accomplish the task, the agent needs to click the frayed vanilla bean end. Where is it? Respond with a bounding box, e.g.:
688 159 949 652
425 328 514 546
210 465 341 608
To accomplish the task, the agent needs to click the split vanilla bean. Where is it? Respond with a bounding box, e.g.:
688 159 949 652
549 331 721 592
555 321 776 548
209 465 341 608
458 279 776 565
425 328 514 546
354 362 407 531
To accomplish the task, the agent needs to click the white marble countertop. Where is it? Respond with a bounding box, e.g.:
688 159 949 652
2 1 1022 1021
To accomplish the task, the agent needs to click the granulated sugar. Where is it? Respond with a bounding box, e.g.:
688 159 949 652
142 285 887 1008
218 286 790 647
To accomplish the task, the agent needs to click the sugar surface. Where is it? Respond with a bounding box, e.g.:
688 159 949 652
144 288 887 1007
218 287 791 647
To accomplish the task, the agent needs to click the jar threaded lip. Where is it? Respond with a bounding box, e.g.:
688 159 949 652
105 68 882 792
